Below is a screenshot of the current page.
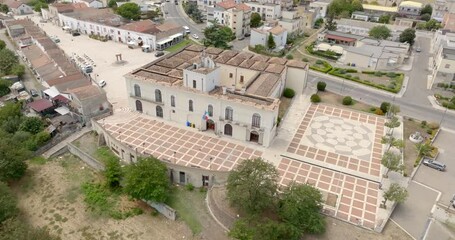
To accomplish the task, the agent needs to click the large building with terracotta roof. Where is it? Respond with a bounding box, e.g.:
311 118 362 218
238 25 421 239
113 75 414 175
207 0 252 38
125 45 308 147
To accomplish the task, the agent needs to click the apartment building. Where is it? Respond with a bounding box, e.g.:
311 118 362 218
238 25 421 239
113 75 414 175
208 0 251 38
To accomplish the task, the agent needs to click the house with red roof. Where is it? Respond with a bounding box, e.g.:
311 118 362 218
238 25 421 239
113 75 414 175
207 0 251 38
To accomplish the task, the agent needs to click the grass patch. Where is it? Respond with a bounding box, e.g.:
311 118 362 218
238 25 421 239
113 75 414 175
29 156 47 165
167 187 204 235
166 39 199 53
95 147 119 165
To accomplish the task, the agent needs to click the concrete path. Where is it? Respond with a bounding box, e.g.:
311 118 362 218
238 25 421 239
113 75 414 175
42 127 91 159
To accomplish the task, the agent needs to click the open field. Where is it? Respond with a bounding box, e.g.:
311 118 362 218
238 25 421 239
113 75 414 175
11 154 196 240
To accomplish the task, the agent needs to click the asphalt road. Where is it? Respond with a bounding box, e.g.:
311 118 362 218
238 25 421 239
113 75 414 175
308 36 455 130
164 1 204 39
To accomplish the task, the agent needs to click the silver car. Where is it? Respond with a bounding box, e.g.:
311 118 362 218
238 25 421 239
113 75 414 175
422 158 446 171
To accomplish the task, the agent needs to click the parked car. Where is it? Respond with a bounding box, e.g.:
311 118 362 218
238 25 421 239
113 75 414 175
422 158 446 171
51 36 60 43
192 34 199 39
244 33 250 37
155 51 164 57
238 36 245 40
99 80 106 87
71 31 81 36
30 89 39 97
416 47 421 52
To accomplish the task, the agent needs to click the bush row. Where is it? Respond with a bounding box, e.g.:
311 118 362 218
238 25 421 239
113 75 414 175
310 60 332 73
328 68 404 93
306 45 339 60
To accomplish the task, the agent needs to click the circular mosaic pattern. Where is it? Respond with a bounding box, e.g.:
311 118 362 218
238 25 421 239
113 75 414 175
301 113 374 161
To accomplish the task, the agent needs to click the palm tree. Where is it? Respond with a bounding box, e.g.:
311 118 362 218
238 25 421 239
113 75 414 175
416 143 432 157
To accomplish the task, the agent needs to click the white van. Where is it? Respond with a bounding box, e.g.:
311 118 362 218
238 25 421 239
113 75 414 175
183 26 190 34
99 80 106 87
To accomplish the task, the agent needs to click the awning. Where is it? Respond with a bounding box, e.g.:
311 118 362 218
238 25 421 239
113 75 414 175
55 106 70 115
62 26 71 30
142 45 151 49
156 33 184 45
43 86 60 98
127 41 136 45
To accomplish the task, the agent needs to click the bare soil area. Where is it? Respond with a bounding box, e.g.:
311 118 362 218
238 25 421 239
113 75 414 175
306 217 413 240
318 91 375 113
402 118 435 175
11 154 195 240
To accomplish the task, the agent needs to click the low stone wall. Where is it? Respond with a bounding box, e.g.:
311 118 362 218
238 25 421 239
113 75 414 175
67 142 105 171
433 203 455 224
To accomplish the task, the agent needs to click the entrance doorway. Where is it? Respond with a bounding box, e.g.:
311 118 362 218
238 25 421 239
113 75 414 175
179 171 185 184
135 100 142 112
206 119 215 131
250 131 259 143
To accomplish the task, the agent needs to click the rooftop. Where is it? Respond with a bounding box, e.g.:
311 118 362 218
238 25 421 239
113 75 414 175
399 1 423 8
362 4 398 13
217 0 251 11
67 85 105 100
253 25 286 35
62 8 129 27
27 99 54 112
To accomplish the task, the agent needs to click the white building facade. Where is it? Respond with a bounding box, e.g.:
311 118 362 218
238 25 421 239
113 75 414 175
209 0 251 38
250 25 287 49
309 0 330 18
245 2 281 20
431 30 455 87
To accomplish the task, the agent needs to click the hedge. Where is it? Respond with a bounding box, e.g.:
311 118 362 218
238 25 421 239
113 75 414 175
306 45 340 60
329 68 404 93
310 60 333 73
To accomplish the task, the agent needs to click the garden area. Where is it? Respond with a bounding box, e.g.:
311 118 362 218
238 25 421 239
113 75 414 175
166 39 200 53
434 93 455 110
306 43 341 60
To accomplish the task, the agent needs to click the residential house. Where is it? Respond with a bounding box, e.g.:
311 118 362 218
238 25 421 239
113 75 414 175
394 17 415 28
335 18 407 41
44 73 91 92
245 2 281 20
209 0 251 38
430 30 455 87
42 3 88 24
71 0 104 8
27 99 55 115
3 0 33 15
248 0 292 9
398 1 422 17
250 25 287 50
278 9 304 36
125 44 308 147
342 38 410 70
301 10 317 30
362 4 398 15
351 11 381 22
318 30 364 46
443 13 455 32
432 0 455 22
309 0 331 19
66 85 111 124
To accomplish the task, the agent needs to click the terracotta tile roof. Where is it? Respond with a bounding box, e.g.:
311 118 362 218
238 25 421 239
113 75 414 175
286 60 308 69
264 63 285 74
120 20 159 33
235 3 251 11
28 99 54 112
246 73 281 97
268 57 287 65
52 94 70 103
5 0 25 9
67 85 104 101
217 0 237 9
269 26 286 35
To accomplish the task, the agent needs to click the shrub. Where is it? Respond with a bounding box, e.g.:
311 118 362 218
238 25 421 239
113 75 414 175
342 96 353 105
375 108 384 115
186 183 195 191
286 54 294 60
283 88 295 98
310 94 321 103
426 129 433 134
315 59 323 65
420 120 427 128
374 71 384 77
317 81 327 91
427 122 439 130
338 69 347 74
380 102 391 113
302 57 309 62
346 69 358 73
370 107 377 112
387 72 398 78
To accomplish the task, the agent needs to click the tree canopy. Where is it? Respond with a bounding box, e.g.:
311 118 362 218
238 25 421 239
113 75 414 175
0 40 5 50
381 151 403 177
267 33 276 50
0 182 18 223
123 157 170 202
420 4 432 15
369 25 391 39
203 22 234 49
382 183 408 208
250 12 262 28
184 2 203 23
417 19 442 31
227 158 279 214
116 3 141 20
378 15 391 24
399 28 416 45
327 0 363 18
325 17 337 31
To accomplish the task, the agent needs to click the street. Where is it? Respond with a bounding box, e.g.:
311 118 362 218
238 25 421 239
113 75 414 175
163 1 204 40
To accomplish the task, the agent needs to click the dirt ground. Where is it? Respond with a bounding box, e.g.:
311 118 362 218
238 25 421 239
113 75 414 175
402 118 434 175
278 97 293 120
306 217 413 240
11 154 196 240
318 91 375 113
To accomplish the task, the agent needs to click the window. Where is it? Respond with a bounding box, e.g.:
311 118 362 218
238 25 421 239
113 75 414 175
208 105 213 117
135 100 143 112
156 106 163 118
189 100 194 112
240 75 244 83
155 89 162 102
134 84 141 97
252 113 261 128
193 80 197 88
171 95 175 107
224 124 233 136
229 73 233 78
225 107 233 121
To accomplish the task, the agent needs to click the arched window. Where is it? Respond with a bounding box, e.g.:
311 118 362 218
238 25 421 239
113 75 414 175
135 100 142 112
155 89 162 102
156 106 163 118
189 100 193 112
208 105 213 117
134 84 141 97
225 107 233 121
224 124 233 136
252 113 261 128
171 95 175 107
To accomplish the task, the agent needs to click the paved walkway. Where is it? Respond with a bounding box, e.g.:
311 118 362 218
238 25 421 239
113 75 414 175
42 127 91 159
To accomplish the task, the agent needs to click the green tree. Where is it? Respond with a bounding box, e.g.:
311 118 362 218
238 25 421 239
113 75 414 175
380 101 390 113
0 79 11 97
342 96 353 105
399 28 416 45
369 25 391 39
378 14 391 24
0 102 21 123
267 33 276 49
123 157 170 202
19 117 44 135
229 218 255 240
250 12 262 28
381 136 403 152
34 131 50 146
0 182 18 223
108 0 117 8
317 81 327 91
10 64 25 78
310 94 321 103
385 116 401 135
420 4 432 15
279 183 326 234
382 183 408 208
0 135 30 181
424 19 442 30
116 3 141 20
203 22 234 49
325 16 337 31
104 156 122 189
381 151 404 177
0 49 19 76
314 18 324 28
0 40 5 50
420 13 431 21
227 158 279 214
416 143 432 157
0 4 8 14
2 116 23 134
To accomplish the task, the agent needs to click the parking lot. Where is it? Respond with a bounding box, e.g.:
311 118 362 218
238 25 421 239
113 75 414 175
26 15 159 109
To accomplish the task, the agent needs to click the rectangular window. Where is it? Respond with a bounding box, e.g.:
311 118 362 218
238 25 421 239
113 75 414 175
229 73 233 78
240 75 244 83
193 80 197 88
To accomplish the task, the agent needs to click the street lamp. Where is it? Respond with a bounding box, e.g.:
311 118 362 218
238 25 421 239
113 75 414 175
439 105 448 127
